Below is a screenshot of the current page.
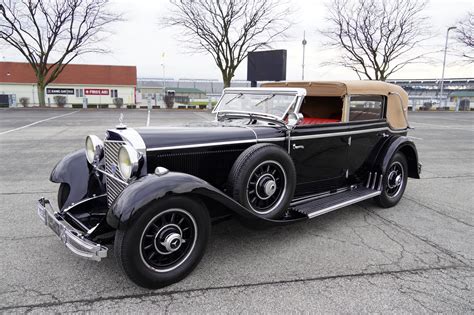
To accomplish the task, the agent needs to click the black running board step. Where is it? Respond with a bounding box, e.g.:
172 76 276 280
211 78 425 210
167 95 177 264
293 187 381 219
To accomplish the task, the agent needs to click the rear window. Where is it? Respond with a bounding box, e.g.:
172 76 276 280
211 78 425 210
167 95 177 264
349 95 384 121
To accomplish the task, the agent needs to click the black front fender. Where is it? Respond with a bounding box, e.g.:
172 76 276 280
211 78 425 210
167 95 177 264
50 149 105 209
106 172 303 230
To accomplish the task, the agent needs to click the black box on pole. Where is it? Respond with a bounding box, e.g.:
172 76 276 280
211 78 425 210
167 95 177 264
247 50 287 83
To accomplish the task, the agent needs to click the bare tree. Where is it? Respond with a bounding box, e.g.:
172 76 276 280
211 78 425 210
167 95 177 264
456 12 474 62
321 0 430 81
0 0 120 106
165 0 292 87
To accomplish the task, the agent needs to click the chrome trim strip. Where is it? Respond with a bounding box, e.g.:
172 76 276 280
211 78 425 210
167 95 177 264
145 126 406 151
307 191 381 219
221 87 307 97
291 187 350 206
241 126 258 140
146 139 257 152
291 127 388 140
95 167 129 185
62 194 107 213
258 137 285 142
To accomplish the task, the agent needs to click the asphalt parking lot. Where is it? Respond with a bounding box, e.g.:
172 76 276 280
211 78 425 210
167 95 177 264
0 108 473 313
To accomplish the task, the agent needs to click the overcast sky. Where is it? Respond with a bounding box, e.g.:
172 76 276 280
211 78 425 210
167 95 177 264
1 0 473 81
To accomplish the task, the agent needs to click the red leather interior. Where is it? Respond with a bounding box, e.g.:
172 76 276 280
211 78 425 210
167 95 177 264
299 117 339 125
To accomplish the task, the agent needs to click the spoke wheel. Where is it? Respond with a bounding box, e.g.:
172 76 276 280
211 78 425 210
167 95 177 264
228 143 296 220
246 161 286 214
374 152 408 208
140 209 197 273
114 196 210 289
385 161 404 198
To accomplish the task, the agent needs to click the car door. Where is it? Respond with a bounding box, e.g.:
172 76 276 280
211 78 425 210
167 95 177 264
346 95 387 177
290 123 350 196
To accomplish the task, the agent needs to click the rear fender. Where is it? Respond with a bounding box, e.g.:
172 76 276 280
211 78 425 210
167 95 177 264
106 172 303 230
50 149 105 209
374 136 421 179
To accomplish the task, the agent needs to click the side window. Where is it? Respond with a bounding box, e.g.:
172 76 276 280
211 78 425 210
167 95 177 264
349 95 384 121
111 89 118 98
75 89 84 97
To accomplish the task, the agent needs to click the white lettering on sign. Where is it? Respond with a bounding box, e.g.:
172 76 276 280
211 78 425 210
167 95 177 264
85 89 110 95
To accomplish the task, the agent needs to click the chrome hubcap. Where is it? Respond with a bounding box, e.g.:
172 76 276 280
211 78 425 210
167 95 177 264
247 161 287 214
386 161 404 198
264 180 277 197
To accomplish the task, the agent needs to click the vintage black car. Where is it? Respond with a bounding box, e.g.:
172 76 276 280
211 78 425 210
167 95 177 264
37 81 421 289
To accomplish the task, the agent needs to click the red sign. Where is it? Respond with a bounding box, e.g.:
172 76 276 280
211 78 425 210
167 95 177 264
85 89 109 95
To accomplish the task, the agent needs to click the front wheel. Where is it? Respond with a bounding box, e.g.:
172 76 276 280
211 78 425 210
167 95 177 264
114 196 210 289
374 152 408 208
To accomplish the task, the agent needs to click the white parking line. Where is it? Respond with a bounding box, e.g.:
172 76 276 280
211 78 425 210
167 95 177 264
407 136 423 140
0 110 79 136
410 122 474 131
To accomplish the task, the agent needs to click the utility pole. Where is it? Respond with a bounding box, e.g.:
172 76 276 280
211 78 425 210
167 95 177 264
440 26 456 109
302 31 307 80
161 51 166 95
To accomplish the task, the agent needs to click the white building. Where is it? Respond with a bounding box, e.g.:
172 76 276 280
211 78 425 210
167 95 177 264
0 62 136 107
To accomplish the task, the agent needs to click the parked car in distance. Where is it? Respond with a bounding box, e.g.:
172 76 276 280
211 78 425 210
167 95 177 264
37 80 421 289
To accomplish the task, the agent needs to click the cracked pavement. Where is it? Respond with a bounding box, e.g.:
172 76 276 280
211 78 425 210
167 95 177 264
0 109 472 313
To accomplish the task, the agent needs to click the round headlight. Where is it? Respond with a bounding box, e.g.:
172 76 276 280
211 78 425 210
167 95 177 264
118 144 139 180
85 135 104 164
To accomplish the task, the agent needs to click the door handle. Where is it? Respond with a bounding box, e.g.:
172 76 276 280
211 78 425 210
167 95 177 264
292 143 305 150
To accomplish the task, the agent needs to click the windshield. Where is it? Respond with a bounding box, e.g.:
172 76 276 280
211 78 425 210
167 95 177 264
214 92 297 119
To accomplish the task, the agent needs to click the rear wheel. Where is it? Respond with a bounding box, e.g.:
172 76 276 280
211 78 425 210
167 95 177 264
114 196 210 289
374 152 408 208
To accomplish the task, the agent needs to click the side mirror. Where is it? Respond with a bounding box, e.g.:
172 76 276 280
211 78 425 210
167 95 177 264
287 112 303 128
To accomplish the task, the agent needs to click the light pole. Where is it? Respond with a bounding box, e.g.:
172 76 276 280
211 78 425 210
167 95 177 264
302 31 307 80
440 26 456 109
161 51 166 99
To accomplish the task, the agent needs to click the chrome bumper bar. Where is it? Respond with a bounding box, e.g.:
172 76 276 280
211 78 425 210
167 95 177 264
37 198 108 261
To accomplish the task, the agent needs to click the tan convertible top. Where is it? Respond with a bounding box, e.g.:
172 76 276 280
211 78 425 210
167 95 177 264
262 81 409 129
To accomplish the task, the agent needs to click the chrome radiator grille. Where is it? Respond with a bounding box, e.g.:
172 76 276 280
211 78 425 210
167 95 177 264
104 140 127 207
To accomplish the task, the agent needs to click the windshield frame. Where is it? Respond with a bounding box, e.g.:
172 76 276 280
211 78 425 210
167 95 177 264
213 87 307 121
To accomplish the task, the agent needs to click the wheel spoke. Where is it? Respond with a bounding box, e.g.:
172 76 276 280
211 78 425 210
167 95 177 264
148 251 156 260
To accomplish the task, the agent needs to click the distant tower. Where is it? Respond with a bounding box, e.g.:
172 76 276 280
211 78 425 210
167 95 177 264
302 31 307 80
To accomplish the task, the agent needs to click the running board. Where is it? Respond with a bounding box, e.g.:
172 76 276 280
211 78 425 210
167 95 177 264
293 187 381 219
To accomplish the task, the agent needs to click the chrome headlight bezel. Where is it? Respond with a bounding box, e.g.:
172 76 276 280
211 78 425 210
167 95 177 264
85 135 104 164
118 144 139 180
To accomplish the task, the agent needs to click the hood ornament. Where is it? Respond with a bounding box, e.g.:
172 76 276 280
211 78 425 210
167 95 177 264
116 113 127 129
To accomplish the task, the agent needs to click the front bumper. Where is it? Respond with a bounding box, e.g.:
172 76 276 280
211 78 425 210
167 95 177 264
37 198 108 261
